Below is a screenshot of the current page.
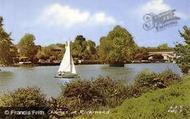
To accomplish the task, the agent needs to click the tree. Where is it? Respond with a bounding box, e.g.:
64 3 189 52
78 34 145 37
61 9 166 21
71 35 97 60
18 34 38 63
175 26 190 73
0 16 18 65
158 43 169 49
179 26 190 44
36 47 51 60
98 25 137 64
98 36 112 62
71 35 86 59
134 47 149 60
86 40 96 55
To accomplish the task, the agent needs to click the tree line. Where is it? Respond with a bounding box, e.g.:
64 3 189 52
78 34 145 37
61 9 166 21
0 16 185 67
0 17 98 65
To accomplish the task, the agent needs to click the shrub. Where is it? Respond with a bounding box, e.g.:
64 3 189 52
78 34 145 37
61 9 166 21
179 63 190 73
134 70 181 94
54 77 129 113
158 70 181 86
92 77 128 107
59 79 105 111
52 70 181 118
0 87 47 107
134 70 157 90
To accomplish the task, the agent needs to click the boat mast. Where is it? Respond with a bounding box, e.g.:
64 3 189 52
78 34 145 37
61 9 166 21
68 41 72 73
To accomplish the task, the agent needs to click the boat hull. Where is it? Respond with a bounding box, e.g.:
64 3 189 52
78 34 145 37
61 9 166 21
54 73 79 78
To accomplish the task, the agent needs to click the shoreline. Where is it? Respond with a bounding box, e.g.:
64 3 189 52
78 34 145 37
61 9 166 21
0 62 175 67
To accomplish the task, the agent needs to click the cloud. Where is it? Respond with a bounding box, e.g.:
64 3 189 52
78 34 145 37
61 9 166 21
90 12 116 25
139 0 189 20
141 0 170 13
38 3 117 27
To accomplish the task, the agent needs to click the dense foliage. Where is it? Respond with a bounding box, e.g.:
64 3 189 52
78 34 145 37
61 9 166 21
134 47 149 61
134 70 181 94
0 16 18 65
0 16 176 65
71 35 97 60
98 25 137 64
0 87 47 107
36 43 65 61
18 34 39 63
175 26 190 73
54 77 128 113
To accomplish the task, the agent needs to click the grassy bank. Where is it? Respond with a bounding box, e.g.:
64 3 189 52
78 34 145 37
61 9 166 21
79 75 190 119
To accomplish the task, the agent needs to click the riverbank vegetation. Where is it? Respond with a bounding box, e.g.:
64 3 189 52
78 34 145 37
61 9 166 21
0 70 181 118
87 75 190 119
175 26 190 73
0 17 18 66
0 87 47 107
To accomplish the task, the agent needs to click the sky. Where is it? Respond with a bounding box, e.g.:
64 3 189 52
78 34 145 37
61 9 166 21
0 0 189 47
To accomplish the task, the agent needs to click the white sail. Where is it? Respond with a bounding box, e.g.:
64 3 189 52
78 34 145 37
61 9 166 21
58 41 76 74
71 58 76 74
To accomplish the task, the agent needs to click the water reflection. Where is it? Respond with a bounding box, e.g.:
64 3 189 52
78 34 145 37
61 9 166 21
0 71 14 83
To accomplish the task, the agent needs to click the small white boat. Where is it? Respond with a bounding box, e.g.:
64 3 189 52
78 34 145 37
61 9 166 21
55 41 79 78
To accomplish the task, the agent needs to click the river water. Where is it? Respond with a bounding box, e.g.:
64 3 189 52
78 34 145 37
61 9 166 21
0 63 182 97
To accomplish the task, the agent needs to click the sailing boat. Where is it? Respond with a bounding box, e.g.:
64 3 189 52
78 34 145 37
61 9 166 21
55 41 79 78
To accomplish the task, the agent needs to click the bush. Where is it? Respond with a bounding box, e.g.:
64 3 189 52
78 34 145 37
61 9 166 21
51 70 181 118
158 70 181 86
92 77 128 107
179 63 190 73
57 79 105 111
0 87 47 107
134 70 181 94
134 70 158 92
53 77 129 113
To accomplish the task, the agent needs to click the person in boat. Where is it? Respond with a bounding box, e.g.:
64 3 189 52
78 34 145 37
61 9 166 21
58 71 65 76
58 71 62 76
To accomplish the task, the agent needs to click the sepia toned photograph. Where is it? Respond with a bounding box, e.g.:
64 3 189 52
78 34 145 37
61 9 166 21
0 0 190 118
